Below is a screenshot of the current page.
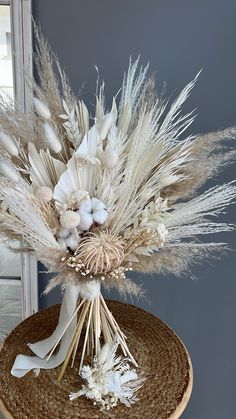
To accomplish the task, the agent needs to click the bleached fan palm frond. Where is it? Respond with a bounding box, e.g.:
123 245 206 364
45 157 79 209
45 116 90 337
28 142 66 189
53 127 100 211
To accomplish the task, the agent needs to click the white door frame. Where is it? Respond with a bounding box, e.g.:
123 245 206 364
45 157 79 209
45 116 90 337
0 0 38 317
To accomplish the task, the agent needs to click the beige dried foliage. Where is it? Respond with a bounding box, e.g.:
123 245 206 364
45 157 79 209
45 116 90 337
39 202 60 232
161 127 236 201
135 243 225 276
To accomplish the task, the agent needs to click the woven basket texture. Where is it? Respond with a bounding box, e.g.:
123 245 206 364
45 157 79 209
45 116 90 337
0 301 192 419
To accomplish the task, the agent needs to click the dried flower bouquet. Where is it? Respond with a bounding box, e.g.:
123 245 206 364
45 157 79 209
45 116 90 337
0 28 236 410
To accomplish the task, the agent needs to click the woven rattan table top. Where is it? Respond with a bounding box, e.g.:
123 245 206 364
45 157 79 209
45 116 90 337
0 301 192 418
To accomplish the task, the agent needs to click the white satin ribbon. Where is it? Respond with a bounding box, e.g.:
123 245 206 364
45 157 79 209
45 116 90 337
11 284 80 378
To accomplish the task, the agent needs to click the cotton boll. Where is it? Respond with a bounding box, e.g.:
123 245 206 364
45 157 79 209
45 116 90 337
79 199 92 212
93 209 108 225
99 145 119 169
43 122 62 153
58 227 70 239
0 161 20 182
79 280 100 300
159 174 179 187
60 210 81 229
90 197 105 211
57 238 67 249
65 233 80 251
35 186 53 202
78 211 93 231
33 97 51 120
0 131 18 156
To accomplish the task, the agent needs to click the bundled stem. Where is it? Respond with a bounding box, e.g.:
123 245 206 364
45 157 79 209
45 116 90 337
53 293 138 383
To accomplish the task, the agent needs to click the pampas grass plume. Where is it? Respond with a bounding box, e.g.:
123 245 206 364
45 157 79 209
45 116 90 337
33 97 51 120
0 131 18 156
43 122 62 153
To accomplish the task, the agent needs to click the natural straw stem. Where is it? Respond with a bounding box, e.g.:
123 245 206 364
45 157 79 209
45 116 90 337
79 300 94 373
100 296 138 367
57 300 90 382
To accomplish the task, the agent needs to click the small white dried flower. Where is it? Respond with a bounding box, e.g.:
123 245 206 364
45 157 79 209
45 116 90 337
69 340 144 410
33 97 51 120
0 131 18 156
65 231 81 251
58 227 71 239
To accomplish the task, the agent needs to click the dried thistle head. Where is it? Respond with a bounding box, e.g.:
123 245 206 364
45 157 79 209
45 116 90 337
74 230 125 275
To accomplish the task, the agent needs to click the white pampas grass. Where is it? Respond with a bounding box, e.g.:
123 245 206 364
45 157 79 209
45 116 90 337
0 161 20 182
60 210 80 229
43 122 62 153
33 97 51 120
0 131 18 156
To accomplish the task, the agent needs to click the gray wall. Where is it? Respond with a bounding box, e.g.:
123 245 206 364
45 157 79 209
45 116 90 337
33 1 236 418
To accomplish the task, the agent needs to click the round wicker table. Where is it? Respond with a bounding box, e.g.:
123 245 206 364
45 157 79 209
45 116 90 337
0 301 193 419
